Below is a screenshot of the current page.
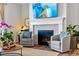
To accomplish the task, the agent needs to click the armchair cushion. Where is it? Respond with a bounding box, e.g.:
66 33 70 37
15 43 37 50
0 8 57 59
51 41 61 46
52 35 60 41
51 41 61 49
22 31 32 38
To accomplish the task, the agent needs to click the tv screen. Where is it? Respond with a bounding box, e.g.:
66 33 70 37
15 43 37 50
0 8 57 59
32 3 58 18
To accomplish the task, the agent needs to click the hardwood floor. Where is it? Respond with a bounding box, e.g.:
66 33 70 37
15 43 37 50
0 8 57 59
23 44 79 56
58 49 79 56
33 45 79 56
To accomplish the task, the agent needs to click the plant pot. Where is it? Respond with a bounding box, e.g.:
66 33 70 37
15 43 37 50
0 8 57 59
76 36 79 43
70 36 77 49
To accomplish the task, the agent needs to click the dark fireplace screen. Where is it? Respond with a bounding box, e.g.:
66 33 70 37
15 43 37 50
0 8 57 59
38 30 53 45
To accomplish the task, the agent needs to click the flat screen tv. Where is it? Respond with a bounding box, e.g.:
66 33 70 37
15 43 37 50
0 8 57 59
32 3 58 18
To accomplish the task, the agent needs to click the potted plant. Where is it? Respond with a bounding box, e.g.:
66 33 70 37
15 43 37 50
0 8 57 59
0 21 14 50
0 29 14 50
67 24 79 49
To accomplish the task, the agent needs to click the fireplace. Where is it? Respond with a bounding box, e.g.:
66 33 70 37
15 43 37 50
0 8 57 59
38 30 53 45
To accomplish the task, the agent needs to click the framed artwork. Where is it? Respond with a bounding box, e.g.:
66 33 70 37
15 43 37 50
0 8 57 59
32 3 58 18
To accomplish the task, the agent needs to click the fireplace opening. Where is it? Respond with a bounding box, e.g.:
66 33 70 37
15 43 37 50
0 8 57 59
38 30 53 46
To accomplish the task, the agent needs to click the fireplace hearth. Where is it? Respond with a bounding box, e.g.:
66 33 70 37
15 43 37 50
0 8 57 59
38 30 53 45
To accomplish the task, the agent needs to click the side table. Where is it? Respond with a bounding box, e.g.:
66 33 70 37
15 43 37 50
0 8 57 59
0 44 23 56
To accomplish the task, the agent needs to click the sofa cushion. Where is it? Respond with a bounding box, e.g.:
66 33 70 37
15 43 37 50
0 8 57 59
22 31 32 38
51 41 61 46
52 35 60 41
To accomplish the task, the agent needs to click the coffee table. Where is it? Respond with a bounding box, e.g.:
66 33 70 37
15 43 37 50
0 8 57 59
0 44 23 56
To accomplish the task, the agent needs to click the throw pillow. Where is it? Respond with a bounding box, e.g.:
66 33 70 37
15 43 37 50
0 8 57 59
22 31 32 38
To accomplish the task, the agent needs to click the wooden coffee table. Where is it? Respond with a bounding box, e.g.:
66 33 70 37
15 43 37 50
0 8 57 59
0 44 23 56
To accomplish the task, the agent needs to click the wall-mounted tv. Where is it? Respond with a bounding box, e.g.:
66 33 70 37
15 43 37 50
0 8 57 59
32 3 58 18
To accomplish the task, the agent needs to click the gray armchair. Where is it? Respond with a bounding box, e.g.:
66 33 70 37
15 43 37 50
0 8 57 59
50 32 71 53
20 31 34 46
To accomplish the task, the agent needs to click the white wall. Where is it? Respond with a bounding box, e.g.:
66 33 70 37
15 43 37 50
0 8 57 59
21 3 29 20
4 4 22 42
67 3 79 25
58 3 67 17
5 3 30 26
67 3 79 30
5 4 22 25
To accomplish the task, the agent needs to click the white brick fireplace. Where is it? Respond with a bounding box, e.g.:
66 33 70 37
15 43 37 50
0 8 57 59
30 17 65 44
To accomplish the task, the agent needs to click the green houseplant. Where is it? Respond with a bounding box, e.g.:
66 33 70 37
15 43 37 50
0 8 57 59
67 24 79 36
1 30 13 43
0 21 14 49
0 30 14 49
67 24 76 36
3 31 13 42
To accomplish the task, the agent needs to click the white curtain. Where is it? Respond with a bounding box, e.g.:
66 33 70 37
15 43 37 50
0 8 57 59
0 4 5 21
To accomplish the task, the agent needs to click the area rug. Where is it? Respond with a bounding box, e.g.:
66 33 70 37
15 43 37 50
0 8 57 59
33 45 54 51
22 47 59 56
2 47 59 56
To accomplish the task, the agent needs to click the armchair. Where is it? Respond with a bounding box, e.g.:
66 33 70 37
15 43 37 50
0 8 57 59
20 30 34 46
50 32 71 53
